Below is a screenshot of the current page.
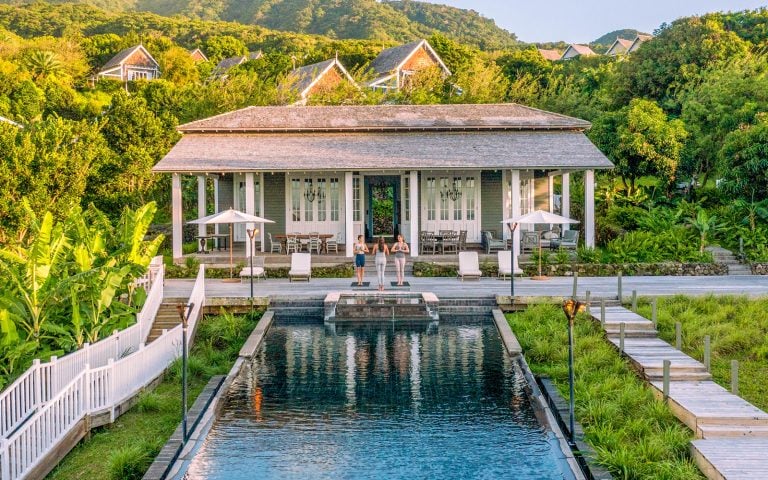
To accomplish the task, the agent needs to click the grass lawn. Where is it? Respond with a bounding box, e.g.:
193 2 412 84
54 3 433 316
508 304 703 479
636 295 768 411
46 311 262 480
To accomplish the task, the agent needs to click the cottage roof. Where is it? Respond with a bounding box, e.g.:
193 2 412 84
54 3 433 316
101 45 158 70
214 51 263 73
629 34 653 52
607 38 633 54
177 103 591 133
563 44 597 58
369 39 451 77
537 48 562 61
289 58 356 98
189 48 208 62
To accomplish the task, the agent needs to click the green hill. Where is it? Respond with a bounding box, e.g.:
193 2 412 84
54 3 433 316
0 0 518 50
593 28 648 46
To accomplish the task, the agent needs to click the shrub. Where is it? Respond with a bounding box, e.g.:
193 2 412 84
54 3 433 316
577 246 602 264
107 443 154 480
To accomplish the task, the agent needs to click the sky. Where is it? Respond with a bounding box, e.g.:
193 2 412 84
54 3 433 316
420 0 768 43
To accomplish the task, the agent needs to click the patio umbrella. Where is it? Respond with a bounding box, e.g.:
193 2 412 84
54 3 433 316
502 210 579 281
188 208 274 280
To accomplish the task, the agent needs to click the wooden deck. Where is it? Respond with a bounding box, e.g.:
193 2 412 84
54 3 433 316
593 305 768 480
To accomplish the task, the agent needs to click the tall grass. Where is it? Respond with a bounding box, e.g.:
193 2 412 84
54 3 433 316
637 295 768 411
509 304 702 479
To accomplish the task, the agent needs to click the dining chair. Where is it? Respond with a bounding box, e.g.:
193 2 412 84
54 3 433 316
268 233 282 254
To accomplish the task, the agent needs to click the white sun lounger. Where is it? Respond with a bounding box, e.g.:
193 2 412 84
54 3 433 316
458 251 482 281
288 252 312 282
239 256 266 282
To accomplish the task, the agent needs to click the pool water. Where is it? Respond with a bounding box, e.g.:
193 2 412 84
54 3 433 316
183 322 575 479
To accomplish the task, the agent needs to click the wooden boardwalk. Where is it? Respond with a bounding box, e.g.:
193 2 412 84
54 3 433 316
593 305 768 480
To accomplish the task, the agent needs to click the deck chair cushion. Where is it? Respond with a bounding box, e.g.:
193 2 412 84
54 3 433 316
289 253 312 280
458 251 482 278
497 251 512 276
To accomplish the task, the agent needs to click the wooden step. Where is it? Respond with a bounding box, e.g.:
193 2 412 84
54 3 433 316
697 424 768 438
692 438 768 480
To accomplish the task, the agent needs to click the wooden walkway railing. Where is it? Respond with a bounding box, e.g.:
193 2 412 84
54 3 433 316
592 304 768 480
0 262 206 480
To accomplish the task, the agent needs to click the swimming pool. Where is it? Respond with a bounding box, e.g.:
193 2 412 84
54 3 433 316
182 321 575 479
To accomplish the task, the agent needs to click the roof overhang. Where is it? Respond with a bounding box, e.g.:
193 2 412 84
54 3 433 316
153 130 613 174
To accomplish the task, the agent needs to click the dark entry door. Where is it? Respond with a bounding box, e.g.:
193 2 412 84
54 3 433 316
365 176 400 241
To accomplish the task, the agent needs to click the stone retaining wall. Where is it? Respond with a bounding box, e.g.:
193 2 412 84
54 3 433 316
751 263 768 275
522 262 727 277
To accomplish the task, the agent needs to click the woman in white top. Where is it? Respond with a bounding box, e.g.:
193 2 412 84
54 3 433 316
371 236 390 292
390 234 410 286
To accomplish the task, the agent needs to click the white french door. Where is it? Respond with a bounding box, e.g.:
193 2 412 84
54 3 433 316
420 172 480 242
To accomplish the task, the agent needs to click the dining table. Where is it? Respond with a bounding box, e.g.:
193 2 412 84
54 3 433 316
274 234 334 254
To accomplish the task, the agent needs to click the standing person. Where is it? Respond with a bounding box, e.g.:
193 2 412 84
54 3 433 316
354 235 369 286
372 236 390 292
391 234 410 286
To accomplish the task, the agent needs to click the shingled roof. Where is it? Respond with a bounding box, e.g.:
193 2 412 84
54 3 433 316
177 103 591 133
153 131 613 173
214 51 263 74
101 45 157 70
369 39 450 80
537 48 562 61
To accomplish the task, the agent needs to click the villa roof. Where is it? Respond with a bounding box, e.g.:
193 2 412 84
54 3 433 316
176 103 591 133
368 39 451 79
537 48 562 61
563 44 597 58
153 130 613 173
214 51 263 74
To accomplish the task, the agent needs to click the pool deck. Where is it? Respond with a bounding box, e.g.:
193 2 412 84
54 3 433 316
163 274 768 300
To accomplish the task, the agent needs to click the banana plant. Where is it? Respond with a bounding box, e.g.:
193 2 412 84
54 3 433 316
687 209 724 254
0 207 70 345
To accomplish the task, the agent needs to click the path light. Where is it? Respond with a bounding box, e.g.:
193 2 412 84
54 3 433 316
562 298 585 445
176 303 190 444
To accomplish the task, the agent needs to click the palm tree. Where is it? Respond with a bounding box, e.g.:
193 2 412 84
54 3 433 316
24 50 62 81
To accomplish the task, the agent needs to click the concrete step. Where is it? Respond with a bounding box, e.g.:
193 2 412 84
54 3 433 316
645 371 712 382
605 329 659 338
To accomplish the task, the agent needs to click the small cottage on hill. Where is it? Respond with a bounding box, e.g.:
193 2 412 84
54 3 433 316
606 38 633 56
189 48 208 63
285 58 357 104
561 44 596 60
97 45 160 81
213 51 263 77
368 39 451 91
628 34 652 53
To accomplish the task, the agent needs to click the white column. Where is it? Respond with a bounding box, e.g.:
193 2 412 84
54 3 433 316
501 170 510 240
245 172 255 258
562 173 570 231
585 169 595 248
548 174 555 214
409 171 419 257
213 176 220 235
511 170 521 274
345 172 354 257
260 173 265 252
172 173 183 261
197 175 206 238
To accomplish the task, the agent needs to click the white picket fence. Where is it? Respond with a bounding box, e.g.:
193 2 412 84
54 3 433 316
0 259 207 480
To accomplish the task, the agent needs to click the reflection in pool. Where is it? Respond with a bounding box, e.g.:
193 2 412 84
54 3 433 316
183 322 574 480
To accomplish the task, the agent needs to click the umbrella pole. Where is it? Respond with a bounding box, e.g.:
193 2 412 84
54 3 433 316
230 226 234 278
538 236 542 277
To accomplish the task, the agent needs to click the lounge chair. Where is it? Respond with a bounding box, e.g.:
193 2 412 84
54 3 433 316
561 230 579 249
482 231 506 254
521 232 539 253
239 256 266 282
458 251 482 281
498 251 512 280
288 253 311 282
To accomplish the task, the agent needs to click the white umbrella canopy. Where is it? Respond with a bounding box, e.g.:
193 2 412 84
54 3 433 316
188 208 274 279
501 210 579 280
188 208 274 225
502 209 579 226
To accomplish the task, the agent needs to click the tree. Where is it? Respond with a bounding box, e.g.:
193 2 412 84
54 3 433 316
203 35 247 64
157 46 199 85
23 50 62 81
590 99 687 193
719 113 768 199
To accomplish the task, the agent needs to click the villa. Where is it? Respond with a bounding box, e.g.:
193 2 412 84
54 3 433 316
537 48 562 61
560 44 597 60
606 37 633 56
153 103 613 262
96 44 160 82
284 57 357 104
367 39 451 91
189 47 208 63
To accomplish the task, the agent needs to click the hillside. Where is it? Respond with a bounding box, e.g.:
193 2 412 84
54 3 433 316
592 28 648 45
0 0 518 50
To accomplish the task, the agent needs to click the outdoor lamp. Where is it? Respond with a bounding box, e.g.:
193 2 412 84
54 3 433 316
176 303 189 443
562 298 585 445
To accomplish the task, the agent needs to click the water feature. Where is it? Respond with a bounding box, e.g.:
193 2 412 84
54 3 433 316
180 318 575 479
324 292 439 323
